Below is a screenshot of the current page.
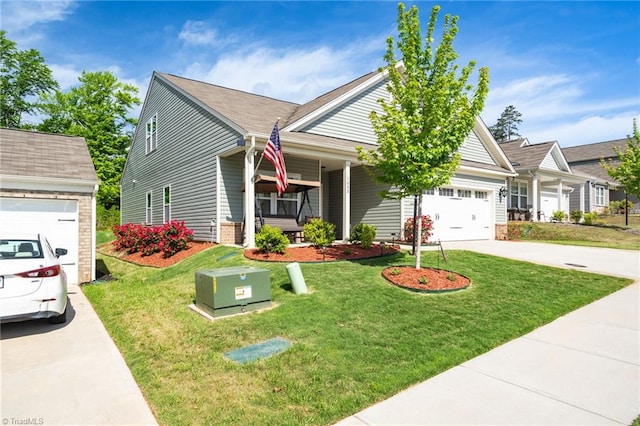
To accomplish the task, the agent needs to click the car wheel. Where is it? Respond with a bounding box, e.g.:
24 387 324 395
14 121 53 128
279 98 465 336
49 307 67 324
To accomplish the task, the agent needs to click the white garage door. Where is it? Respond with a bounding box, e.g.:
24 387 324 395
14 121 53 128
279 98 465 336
540 190 569 222
0 198 79 284
421 188 492 242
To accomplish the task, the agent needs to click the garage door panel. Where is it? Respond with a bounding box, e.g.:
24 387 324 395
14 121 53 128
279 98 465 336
0 198 79 284
421 190 491 242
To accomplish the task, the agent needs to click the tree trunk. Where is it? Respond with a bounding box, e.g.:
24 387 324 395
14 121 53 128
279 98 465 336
415 193 423 269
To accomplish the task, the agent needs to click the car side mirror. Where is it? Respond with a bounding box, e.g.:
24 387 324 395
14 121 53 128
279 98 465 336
55 248 68 258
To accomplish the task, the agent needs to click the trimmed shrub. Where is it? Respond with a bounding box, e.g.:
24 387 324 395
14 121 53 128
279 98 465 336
403 215 434 243
570 210 583 224
551 210 566 222
303 218 336 248
255 225 289 254
583 211 598 225
112 221 194 258
349 223 377 249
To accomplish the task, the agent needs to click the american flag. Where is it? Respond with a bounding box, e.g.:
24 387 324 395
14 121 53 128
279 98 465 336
263 122 288 196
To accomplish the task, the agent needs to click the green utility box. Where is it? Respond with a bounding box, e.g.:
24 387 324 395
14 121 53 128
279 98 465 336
195 266 271 318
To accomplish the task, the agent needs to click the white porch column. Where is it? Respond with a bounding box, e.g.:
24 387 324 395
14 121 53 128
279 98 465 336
532 173 539 222
557 179 563 215
580 184 585 215
244 136 256 248
342 161 351 241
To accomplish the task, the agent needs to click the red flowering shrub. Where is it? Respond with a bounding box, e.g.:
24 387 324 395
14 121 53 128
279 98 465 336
403 215 434 243
112 221 194 258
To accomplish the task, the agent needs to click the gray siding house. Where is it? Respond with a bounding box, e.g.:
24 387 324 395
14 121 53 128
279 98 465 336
121 70 515 247
499 139 588 222
563 139 639 214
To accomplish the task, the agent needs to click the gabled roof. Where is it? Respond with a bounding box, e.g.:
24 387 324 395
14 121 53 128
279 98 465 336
156 72 299 136
499 139 558 170
0 128 98 183
563 138 627 163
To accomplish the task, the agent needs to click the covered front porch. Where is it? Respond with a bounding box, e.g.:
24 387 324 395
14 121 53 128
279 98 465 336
507 170 586 222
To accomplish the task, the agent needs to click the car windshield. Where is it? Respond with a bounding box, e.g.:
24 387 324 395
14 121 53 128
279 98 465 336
0 239 43 259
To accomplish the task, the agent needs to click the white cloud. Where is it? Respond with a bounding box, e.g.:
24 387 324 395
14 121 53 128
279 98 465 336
183 37 384 104
1 1 75 34
526 112 639 147
178 21 219 47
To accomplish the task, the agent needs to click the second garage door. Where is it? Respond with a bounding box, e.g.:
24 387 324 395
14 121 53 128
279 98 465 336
421 187 492 242
0 198 79 284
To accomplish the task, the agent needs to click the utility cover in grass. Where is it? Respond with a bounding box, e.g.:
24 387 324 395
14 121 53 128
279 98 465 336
225 337 292 364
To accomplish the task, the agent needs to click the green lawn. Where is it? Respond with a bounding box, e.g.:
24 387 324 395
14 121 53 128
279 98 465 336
84 246 632 425
508 219 640 250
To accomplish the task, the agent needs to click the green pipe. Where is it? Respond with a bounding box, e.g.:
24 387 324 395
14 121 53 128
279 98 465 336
286 262 308 295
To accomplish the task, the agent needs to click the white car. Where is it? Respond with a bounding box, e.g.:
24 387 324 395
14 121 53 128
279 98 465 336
0 234 68 324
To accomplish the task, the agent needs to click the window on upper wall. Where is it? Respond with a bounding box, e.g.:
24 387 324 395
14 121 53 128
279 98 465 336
594 185 605 206
146 191 152 224
163 186 171 222
146 113 157 154
510 181 528 209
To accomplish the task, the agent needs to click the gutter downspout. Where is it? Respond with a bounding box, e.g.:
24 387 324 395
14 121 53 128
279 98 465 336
91 184 98 282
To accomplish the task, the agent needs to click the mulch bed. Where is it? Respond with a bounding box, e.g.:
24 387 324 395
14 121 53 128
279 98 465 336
98 241 215 268
243 243 401 262
381 266 471 293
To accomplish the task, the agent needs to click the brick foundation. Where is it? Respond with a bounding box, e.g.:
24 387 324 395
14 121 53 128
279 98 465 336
220 222 243 245
495 223 508 240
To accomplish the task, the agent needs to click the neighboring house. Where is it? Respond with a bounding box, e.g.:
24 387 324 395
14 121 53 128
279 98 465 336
563 139 639 213
499 138 588 222
0 128 100 284
120 70 515 247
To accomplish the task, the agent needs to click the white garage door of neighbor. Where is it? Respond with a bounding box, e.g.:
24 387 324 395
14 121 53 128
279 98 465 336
0 198 79 284
421 189 491 242
540 191 569 222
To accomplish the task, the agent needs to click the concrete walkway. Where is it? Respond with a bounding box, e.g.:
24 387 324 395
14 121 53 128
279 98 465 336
1 284 157 425
336 241 640 425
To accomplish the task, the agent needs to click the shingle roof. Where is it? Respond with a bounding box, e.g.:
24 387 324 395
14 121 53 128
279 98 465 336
157 73 300 136
0 128 98 182
563 139 627 162
498 140 556 169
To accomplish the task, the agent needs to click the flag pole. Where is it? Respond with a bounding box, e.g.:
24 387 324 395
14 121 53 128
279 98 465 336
251 117 280 183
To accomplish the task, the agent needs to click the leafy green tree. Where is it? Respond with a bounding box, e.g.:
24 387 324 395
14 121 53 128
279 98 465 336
489 105 522 142
601 119 640 199
0 31 58 128
37 71 139 208
357 3 489 268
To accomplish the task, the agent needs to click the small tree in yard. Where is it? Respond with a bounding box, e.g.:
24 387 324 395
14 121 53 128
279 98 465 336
357 3 489 269
601 119 640 200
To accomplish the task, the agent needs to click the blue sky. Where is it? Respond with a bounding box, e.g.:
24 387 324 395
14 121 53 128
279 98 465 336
3 1 638 147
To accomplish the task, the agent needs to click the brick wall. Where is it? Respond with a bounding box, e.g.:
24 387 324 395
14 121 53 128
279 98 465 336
220 222 243 245
1 189 94 283
495 223 508 240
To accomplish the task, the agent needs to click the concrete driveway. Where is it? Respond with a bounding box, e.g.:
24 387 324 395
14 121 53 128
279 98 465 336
1 284 157 425
444 240 639 279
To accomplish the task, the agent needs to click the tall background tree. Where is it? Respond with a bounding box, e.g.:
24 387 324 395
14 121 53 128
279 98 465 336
357 3 489 268
36 71 140 209
0 30 58 128
601 119 640 203
489 104 522 142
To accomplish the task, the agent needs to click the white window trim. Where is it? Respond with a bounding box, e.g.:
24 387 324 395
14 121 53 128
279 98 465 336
146 113 158 154
510 181 528 209
594 185 605 206
256 171 302 215
146 191 152 224
163 185 171 223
